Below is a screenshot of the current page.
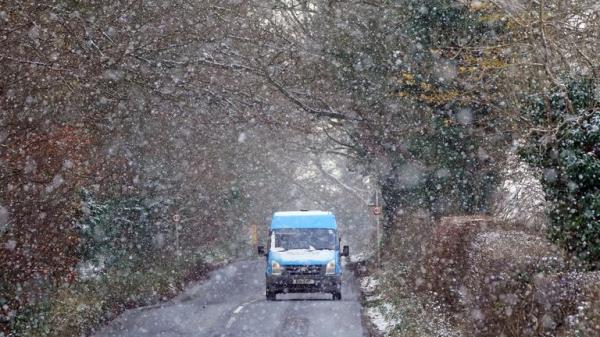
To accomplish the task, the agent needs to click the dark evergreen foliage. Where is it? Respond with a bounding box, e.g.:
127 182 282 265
521 79 600 266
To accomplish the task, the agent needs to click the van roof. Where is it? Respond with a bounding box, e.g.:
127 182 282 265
271 211 337 229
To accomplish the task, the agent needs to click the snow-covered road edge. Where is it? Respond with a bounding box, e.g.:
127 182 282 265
350 260 463 337
360 276 402 335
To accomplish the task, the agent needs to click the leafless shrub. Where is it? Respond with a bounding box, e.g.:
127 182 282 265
533 272 600 336
463 231 566 337
417 216 494 310
416 216 600 337
382 209 437 271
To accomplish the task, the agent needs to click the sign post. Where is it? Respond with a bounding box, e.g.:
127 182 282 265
369 191 382 268
173 213 181 259
375 192 380 268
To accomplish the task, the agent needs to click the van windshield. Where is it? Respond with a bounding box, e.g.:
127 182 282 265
271 228 336 251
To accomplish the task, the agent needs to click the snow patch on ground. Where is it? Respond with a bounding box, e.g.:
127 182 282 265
360 276 380 294
359 270 463 337
350 251 370 263
360 275 402 335
367 302 401 334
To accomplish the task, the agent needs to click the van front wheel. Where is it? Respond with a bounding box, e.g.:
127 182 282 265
332 291 342 301
266 290 276 301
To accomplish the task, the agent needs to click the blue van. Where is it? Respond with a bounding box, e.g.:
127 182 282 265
257 211 349 301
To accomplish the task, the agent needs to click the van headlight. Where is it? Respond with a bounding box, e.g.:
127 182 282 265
271 260 283 275
325 260 336 275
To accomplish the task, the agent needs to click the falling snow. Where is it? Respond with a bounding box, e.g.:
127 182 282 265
1 1 599 337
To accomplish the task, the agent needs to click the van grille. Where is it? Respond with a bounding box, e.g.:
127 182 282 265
285 265 322 276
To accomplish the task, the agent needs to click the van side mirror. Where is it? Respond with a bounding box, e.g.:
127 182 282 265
257 245 265 256
342 245 349 257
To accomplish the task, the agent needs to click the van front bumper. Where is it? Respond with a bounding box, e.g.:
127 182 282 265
266 274 341 293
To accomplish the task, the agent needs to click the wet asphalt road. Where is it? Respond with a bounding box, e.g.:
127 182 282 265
94 259 366 337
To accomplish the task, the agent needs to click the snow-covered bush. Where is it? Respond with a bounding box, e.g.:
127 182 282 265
492 153 548 232
77 190 160 274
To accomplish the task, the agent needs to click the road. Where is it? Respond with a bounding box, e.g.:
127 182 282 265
94 259 366 337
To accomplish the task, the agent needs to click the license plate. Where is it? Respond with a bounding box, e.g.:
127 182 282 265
293 279 315 285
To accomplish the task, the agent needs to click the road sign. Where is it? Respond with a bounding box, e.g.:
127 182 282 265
372 206 382 216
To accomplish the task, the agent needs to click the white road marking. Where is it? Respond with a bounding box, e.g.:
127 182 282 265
225 316 236 329
232 298 259 315
219 298 260 336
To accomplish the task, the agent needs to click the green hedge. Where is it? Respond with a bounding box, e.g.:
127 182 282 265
521 79 600 267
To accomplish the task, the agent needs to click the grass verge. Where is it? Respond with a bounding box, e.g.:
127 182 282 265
7 249 228 337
